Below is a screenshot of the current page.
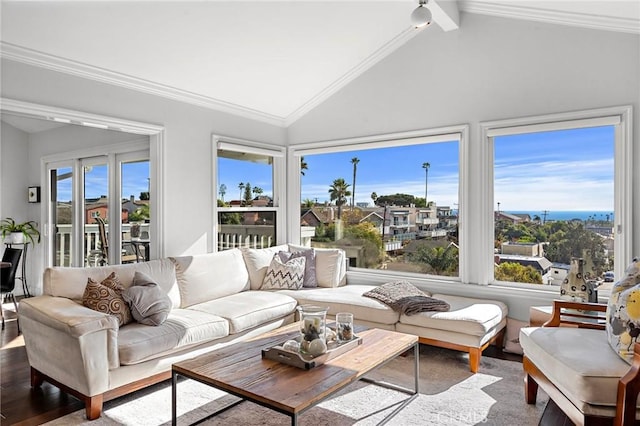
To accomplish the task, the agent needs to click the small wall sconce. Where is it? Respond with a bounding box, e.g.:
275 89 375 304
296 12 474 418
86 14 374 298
28 186 41 203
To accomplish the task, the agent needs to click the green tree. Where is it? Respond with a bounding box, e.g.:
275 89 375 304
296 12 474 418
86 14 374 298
376 193 416 207
238 182 245 204
129 204 149 222
342 222 383 268
328 178 351 220
252 186 263 198
409 244 458 276
495 262 543 284
243 182 253 206
139 191 150 201
302 198 315 208
351 157 359 209
300 156 308 176
219 184 227 202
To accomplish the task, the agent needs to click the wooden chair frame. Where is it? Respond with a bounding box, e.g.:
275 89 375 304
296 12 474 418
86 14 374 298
524 300 640 426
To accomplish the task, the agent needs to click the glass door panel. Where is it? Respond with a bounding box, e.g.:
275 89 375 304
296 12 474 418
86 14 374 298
121 159 150 262
83 160 109 266
50 166 73 267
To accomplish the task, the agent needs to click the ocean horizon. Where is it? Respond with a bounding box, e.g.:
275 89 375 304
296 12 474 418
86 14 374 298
507 211 614 222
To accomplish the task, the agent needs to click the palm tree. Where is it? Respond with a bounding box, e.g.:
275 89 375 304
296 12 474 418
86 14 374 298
350 157 360 210
252 186 264 197
219 184 227 202
238 183 245 205
328 178 351 220
422 162 430 206
300 156 308 176
371 191 378 206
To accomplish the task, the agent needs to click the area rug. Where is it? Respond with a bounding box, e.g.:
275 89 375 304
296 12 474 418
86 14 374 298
43 345 548 426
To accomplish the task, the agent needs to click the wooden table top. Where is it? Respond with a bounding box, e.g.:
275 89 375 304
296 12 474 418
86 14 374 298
173 323 417 415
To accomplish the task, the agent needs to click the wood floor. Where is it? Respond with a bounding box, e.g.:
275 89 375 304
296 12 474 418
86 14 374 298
1 303 569 425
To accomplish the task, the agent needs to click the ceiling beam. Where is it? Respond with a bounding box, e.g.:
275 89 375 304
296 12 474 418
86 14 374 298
432 0 460 32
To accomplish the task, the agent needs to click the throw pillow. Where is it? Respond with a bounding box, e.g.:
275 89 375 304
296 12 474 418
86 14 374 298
607 258 640 363
82 272 133 327
363 280 450 315
261 254 306 290
278 249 317 288
123 271 172 326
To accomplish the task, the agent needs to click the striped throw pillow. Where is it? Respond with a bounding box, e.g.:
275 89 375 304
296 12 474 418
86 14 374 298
261 253 306 290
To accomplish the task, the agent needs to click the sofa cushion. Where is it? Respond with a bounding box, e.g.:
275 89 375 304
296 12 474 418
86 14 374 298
43 259 180 308
279 249 317 288
123 272 172 326
188 291 297 334
607 258 640 363
289 244 346 288
170 249 249 308
82 272 133 327
261 254 305 290
520 326 630 407
241 245 290 290
278 285 400 325
399 294 507 337
118 309 229 365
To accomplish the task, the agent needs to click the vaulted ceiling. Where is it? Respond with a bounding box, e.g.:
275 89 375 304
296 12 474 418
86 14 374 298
1 1 639 129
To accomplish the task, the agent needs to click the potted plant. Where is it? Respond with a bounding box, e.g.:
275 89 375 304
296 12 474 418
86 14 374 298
0 218 41 245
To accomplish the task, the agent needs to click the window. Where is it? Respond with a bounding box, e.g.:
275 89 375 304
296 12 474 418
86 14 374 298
291 128 465 280
483 107 632 289
214 136 285 251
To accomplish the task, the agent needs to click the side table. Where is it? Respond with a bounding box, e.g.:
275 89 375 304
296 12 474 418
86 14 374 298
4 242 31 297
529 306 553 327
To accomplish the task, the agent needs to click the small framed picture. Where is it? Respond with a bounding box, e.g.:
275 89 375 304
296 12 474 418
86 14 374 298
28 186 41 203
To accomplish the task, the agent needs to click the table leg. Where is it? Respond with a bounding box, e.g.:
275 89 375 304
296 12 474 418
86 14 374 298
291 413 298 426
172 370 177 426
414 342 420 394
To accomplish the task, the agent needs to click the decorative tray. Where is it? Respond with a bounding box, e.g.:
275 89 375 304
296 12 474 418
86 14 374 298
261 334 362 370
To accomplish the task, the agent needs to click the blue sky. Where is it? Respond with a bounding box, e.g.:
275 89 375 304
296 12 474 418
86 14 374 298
57 161 150 201
65 126 614 214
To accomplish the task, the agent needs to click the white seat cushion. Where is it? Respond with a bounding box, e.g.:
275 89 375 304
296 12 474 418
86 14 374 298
188 291 297 334
278 285 400 325
398 294 507 337
118 309 229 365
520 327 630 407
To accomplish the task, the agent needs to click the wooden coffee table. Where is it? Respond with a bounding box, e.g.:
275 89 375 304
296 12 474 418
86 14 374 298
171 323 419 425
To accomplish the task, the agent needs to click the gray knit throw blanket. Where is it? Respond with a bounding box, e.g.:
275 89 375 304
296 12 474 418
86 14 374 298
363 280 450 315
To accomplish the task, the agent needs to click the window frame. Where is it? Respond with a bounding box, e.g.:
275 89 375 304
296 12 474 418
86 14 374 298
212 134 286 251
288 124 469 283
479 106 633 288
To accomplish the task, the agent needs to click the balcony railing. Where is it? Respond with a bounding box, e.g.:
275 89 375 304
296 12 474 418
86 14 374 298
55 223 150 267
218 224 275 251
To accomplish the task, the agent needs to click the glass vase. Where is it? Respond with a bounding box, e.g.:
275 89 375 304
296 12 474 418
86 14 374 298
297 305 329 356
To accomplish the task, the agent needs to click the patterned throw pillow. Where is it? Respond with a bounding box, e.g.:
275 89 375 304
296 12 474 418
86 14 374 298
278 249 317 288
261 254 306 290
82 272 133 327
606 258 640 363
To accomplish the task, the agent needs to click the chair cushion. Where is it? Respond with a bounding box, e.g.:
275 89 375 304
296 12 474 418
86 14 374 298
520 326 631 407
398 294 507 337
278 285 400 325
187 291 297 334
118 309 229 364
607 258 640 363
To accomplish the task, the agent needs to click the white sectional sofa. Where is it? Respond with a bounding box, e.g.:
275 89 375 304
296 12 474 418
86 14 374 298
20 244 507 420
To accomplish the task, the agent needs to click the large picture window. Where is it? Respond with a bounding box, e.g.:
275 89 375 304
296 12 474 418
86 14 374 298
214 136 285 251
292 129 464 280
483 107 632 290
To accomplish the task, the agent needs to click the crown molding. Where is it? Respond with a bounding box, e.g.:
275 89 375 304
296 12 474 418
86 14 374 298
460 1 640 34
0 42 287 127
284 26 420 127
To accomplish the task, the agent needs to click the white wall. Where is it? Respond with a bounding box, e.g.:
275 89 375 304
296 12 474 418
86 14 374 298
287 13 640 320
1 58 286 293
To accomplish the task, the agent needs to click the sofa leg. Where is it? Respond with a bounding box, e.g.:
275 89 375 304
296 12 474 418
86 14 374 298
469 348 480 373
85 394 103 420
524 373 538 404
31 367 44 388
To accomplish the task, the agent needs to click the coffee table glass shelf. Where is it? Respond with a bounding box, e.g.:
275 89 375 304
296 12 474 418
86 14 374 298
171 323 419 426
